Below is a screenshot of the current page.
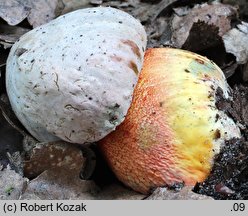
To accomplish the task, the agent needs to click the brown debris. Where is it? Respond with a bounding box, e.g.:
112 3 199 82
232 85 248 129
24 141 86 179
182 21 222 52
171 2 238 48
215 87 241 124
215 183 235 195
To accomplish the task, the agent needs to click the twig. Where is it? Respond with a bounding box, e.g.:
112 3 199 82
0 63 6 68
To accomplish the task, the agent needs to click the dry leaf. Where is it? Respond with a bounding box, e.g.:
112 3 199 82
0 48 8 69
223 22 248 64
0 0 29 26
21 168 98 200
146 17 171 48
241 62 248 82
0 110 24 170
26 0 62 27
0 0 62 28
0 94 28 136
21 141 100 199
0 24 30 48
144 0 176 22
21 173 145 200
6 151 23 175
90 0 103 5
146 186 213 200
223 0 248 19
171 2 237 48
0 165 28 200
24 141 86 179
61 0 91 14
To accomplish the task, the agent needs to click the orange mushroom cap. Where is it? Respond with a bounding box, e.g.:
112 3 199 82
98 48 240 194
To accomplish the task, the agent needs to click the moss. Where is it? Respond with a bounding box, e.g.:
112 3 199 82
5 186 14 196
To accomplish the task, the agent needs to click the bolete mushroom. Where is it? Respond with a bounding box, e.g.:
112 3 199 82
6 7 147 144
99 48 241 194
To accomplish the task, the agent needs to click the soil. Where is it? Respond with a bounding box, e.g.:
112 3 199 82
194 84 248 199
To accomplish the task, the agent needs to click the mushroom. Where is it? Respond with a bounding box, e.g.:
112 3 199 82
99 48 241 194
6 7 147 144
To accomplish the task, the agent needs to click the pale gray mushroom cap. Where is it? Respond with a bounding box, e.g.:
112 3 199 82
6 7 147 144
